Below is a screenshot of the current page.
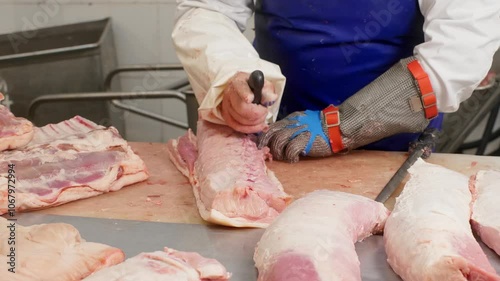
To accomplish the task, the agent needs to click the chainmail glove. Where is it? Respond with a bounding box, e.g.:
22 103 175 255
258 56 437 162
337 56 433 150
257 110 333 163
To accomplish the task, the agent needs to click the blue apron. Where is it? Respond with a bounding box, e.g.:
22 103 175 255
253 0 443 151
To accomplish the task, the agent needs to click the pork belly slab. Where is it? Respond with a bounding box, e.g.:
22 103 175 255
0 217 125 281
0 93 34 151
83 247 231 281
384 159 500 281
0 116 149 214
254 190 389 281
471 170 500 256
167 120 291 228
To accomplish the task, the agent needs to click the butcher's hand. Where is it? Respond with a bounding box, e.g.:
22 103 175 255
257 110 334 163
220 72 277 134
259 56 437 163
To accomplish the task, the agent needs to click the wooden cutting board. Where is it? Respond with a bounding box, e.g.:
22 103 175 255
31 142 500 224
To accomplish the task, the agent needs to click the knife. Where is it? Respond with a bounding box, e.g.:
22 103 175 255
375 127 439 203
248 70 265 105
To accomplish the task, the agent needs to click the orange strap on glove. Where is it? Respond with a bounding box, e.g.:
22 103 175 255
322 59 438 154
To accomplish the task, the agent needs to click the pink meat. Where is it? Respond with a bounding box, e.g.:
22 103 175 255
0 93 34 151
479 71 496 87
167 120 291 228
28 114 103 146
83 247 231 281
384 159 500 281
254 190 389 281
0 116 149 214
0 217 125 281
471 170 500 256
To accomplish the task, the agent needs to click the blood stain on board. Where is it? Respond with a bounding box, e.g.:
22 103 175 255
147 180 167 185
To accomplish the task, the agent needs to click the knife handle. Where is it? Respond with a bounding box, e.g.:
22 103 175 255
418 128 439 145
248 70 264 105
410 128 439 159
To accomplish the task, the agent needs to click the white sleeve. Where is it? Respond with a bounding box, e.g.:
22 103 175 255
415 0 500 112
171 0 286 125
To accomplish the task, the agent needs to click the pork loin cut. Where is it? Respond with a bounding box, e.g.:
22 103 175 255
167 120 291 228
83 247 231 281
384 159 500 281
0 217 125 281
254 190 389 281
471 170 500 256
0 93 34 151
0 116 149 214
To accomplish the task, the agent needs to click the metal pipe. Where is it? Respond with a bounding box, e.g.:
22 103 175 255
28 91 186 120
476 104 500 155
104 64 184 91
102 65 193 130
439 83 500 153
459 128 500 150
111 100 188 130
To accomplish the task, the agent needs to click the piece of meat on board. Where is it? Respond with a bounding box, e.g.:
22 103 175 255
83 247 231 281
384 159 500 281
254 190 389 281
167 120 291 228
0 116 149 214
28 114 103 146
0 217 125 281
471 170 500 256
0 93 34 151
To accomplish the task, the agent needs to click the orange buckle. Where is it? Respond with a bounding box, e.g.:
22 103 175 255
407 60 438 119
322 105 345 153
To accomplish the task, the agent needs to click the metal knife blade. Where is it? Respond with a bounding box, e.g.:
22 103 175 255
375 128 439 203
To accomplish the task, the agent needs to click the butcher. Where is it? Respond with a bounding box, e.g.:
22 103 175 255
171 0 500 163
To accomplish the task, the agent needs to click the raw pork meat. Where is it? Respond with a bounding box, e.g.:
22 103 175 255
83 247 231 281
167 120 291 228
0 116 149 214
28 114 103 146
471 170 500 256
0 217 125 281
0 93 34 151
384 159 500 281
254 190 389 281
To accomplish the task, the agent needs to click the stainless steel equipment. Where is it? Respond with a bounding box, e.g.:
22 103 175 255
12 213 500 281
27 64 200 136
437 74 500 155
0 18 123 131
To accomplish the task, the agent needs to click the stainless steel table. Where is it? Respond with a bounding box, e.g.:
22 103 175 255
14 213 500 281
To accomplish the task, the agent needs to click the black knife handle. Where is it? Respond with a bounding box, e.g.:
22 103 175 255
418 128 439 145
248 70 264 104
409 128 439 159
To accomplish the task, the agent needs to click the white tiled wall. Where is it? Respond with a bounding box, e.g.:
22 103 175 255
0 0 255 143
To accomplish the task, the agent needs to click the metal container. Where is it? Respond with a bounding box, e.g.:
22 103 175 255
0 18 123 131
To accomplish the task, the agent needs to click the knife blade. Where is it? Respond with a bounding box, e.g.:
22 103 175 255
375 127 439 203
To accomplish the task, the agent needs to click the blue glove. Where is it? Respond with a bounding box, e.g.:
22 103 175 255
258 110 333 163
